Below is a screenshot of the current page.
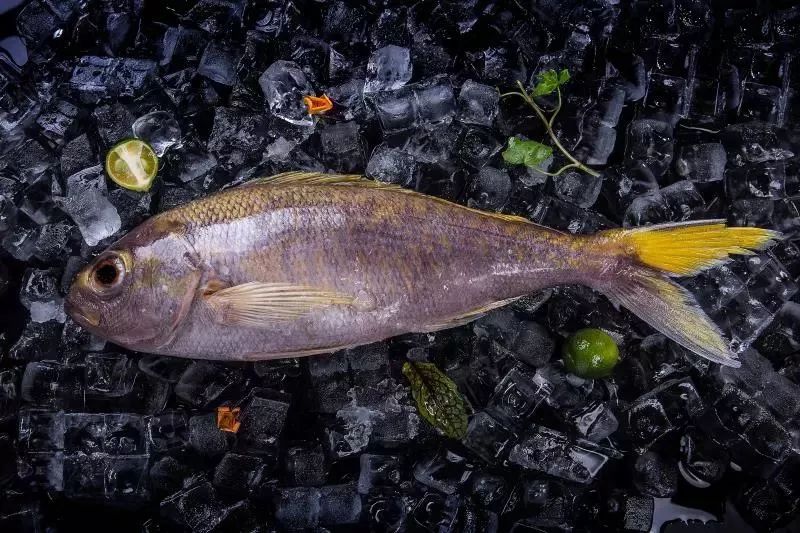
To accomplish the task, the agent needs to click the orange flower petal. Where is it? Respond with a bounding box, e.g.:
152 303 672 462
216 406 241 433
303 94 334 115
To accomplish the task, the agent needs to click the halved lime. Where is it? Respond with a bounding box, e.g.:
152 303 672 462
105 138 158 191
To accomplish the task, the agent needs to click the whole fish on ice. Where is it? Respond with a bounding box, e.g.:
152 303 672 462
65 172 778 367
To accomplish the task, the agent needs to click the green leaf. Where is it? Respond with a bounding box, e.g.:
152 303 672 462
503 137 553 168
402 361 468 439
532 70 559 96
532 68 571 96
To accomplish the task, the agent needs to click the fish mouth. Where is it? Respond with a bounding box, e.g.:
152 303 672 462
64 298 100 327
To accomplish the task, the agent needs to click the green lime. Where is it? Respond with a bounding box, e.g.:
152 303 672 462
562 328 620 379
105 138 158 191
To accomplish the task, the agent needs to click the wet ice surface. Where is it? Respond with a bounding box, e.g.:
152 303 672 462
1 1 800 532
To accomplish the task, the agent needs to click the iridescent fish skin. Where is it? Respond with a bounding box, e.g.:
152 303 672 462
66 173 777 366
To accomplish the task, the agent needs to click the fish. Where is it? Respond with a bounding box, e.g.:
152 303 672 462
65 171 779 367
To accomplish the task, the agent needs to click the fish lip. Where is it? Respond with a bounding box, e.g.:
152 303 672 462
64 297 100 327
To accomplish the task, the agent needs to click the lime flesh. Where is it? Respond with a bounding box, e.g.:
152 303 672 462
105 139 158 191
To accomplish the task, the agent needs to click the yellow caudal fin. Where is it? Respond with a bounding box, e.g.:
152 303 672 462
595 220 781 367
609 219 780 277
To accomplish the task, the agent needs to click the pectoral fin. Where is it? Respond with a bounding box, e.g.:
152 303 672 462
204 281 355 327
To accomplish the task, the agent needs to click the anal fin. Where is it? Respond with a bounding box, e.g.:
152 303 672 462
417 297 521 333
204 281 355 327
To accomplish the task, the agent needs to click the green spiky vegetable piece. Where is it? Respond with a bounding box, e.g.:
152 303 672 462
402 361 468 439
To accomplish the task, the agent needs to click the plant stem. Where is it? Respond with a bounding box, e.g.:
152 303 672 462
505 82 601 178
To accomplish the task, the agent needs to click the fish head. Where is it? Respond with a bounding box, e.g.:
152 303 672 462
65 216 201 351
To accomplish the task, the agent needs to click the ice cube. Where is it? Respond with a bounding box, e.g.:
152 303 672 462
318 120 364 173
413 449 473 495
364 45 412 93
159 26 208 70
457 125 503 169
467 166 511 210
530 195 614 234
627 378 704 450
552 170 603 208
274 487 322 529
567 401 619 442
696 254 798 354
212 452 265 494
15 0 81 61
35 98 79 145
104 454 150 500
486 365 552 429
21 361 84 409
259 60 314 127
308 351 351 414
508 425 614 483
184 0 245 34
366 143 417 185
357 454 403 495
469 471 508 509
330 406 374 458
55 166 121 246
108 188 152 229
8 320 62 361
633 451 678 497
94 102 136 147
188 413 228 457
644 73 687 124
462 411 516 464
19 268 65 323
702 383 792 466
198 41 241 86
70 56 156 104
17 408 65 452
679 427 728 487
284 444 327 486
235 389 290 457
370 89 418 133
147 410 189 452
207 107 271 168
84 352 135 397
721 121 795 166
33 221 75 263
725 160 795 201
415 80 456 125
60 134 95 178
173 145 218 183
575 121 617 166
0 369 20 423
14 138 51 183
137 355 191 383
740 82 782 124
161 481 232 533
175 361 242 408
675 143 727 182
132 111 181 156
717 349 800 424
319 483 362 525
17 451 63 491
625 119 674 178
0 183 20 235
733 452 800 530
457 80 499 127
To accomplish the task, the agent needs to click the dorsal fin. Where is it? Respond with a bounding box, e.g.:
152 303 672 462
242 171 367 187
241 171 534 225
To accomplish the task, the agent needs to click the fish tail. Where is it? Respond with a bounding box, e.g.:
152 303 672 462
594 220 780 367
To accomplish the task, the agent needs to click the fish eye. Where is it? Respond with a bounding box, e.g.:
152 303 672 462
90 253 127 292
